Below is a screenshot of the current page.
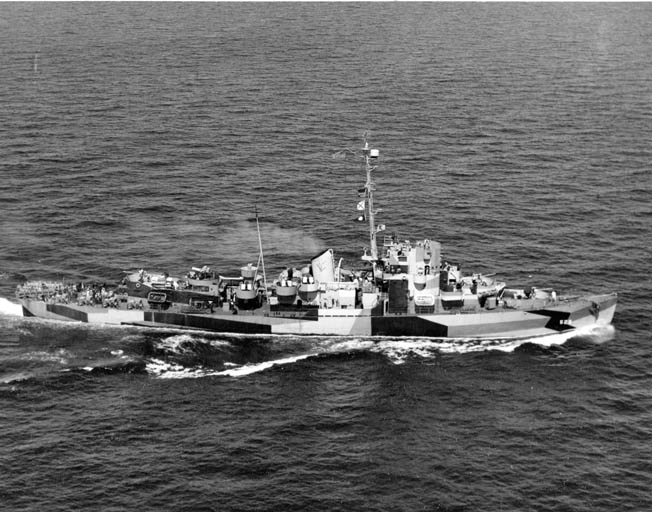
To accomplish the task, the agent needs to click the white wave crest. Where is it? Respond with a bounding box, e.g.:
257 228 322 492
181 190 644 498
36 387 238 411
369 324 617 364
145 358 202 378
146 353 314 379
217 354 313 377
157 333 232 355
1 372 32 384
24 349 70 365
318 338 376 354
156 334 198 354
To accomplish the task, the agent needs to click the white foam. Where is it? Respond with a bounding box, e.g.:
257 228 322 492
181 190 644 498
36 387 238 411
157 333 232 355
368 324 617 364
146 357 228 379
157 334 197 354
146 358 192 377
0 298 23 317
216 353 313 377
320 338 376 354
147 353 315 379
370 339 441 364
24 349 70 365
583 324 616 344
1 372 32 384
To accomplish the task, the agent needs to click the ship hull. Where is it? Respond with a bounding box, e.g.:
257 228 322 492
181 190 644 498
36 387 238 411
19 292 616 340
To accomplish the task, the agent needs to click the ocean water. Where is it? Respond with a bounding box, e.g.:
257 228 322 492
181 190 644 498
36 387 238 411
1 3 651 510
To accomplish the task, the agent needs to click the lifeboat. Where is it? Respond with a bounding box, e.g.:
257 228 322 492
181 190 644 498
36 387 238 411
235 281 257 301
413 272 427 290
235 264 261 309
235 281 260 309
298 275 319 302
275 279 298 304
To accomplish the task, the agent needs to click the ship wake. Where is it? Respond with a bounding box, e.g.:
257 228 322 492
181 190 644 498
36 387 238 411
144 324 616 379
0 316 616 383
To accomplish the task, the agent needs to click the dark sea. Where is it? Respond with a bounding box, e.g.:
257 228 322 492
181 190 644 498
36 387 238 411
1 3 651 511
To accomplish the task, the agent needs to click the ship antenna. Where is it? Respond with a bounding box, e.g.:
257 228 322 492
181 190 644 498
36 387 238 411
362 133 379 262
254 206 269 303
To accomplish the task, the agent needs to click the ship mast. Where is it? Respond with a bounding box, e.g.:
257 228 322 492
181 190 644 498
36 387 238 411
362 136 380 262
254 206 269 303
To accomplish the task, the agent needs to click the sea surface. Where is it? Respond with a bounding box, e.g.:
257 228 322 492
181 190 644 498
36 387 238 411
1 3 651 511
